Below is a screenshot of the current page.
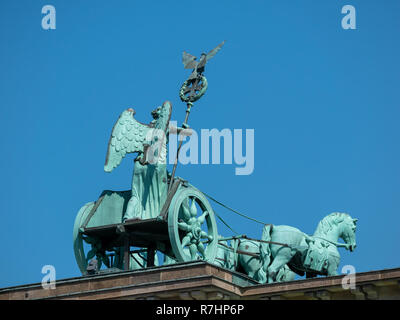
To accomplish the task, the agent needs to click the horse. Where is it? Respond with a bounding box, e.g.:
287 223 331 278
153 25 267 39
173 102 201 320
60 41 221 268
237 212 357 283
234 239 295 283
214 236 296 283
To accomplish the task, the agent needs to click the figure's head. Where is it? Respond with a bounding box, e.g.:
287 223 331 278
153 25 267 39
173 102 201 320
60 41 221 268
151 106 161 119
150 101 172 132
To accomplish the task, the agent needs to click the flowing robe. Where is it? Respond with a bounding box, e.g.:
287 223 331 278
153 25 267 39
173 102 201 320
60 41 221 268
123 135 168 220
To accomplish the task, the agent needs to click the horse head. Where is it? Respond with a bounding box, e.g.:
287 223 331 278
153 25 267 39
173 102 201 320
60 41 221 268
314 212 357 251
340 215 357 252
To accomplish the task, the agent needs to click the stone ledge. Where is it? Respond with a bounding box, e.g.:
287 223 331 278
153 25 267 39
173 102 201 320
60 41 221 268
1 262 399 300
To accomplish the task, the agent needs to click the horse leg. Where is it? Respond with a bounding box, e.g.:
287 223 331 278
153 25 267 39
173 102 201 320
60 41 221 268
237 241 265 282
267 247 296 283
327 262 339 276
326 254 340 276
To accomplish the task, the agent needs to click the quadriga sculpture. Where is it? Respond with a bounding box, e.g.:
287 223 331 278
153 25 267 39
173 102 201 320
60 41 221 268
74 42 359 286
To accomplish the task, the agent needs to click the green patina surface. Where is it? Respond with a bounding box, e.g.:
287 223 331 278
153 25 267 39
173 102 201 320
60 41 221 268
86 191 131 228
73 43 358 284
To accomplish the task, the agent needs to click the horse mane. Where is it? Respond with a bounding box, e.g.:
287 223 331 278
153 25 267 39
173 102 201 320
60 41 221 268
313 212 350 236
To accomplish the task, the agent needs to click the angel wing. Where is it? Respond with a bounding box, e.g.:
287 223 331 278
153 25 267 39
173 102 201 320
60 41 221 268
206 40 225 61
104 109 150 172
182 51 198 69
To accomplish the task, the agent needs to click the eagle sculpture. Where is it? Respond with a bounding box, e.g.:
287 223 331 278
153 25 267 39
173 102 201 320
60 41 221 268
182 41 225 80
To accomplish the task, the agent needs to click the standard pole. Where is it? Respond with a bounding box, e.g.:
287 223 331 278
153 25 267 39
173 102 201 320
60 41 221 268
168 102 192 191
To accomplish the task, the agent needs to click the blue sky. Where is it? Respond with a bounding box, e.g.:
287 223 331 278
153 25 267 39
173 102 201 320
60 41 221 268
0 0 399 287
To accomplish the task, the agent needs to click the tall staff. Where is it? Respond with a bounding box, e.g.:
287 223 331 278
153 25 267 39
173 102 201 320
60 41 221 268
168 41 225 191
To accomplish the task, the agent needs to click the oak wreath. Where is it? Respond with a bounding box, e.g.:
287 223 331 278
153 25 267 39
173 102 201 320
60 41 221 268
179 76 208 103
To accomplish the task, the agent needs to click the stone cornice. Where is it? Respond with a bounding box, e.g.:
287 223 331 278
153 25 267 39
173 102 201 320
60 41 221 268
1 262 399 300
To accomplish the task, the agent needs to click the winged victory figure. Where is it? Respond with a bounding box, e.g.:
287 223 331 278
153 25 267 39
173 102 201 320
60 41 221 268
104 101 172 221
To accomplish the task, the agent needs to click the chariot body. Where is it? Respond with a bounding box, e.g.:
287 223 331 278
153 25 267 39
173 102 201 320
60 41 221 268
73 177 219 273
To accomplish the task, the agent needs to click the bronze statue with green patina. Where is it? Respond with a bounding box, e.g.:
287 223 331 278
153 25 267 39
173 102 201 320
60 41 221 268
73 42 358 285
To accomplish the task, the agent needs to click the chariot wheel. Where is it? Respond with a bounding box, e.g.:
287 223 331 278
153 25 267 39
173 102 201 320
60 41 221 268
73 201 95 274
168 185 218 263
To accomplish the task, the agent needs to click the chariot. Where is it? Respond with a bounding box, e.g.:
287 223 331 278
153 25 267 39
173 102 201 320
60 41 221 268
73 178 219 274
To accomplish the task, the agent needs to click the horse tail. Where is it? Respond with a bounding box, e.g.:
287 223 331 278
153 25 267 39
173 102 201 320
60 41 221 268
256 224 273 283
